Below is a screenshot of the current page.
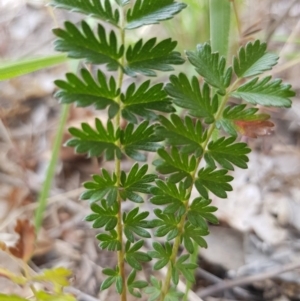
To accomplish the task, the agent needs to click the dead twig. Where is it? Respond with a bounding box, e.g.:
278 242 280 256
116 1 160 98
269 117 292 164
196 268 259 300
199 261 300 298
65 286 102 301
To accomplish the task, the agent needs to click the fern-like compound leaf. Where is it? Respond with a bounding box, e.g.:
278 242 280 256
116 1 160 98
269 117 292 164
195 167 233 199
125 38 185 77
50 0 120 27
126 0 187 29
123 208 153 243
81 169 118 206
150 180 187 215
55 69 119 118
205 136 251 170
148 242 172 270
125 240 151 271
165 73 218 123
187 198 218 230
218 104 271 136
182 222 208 254
121 122 162 161
53 21 124 70
153 209 180 240
121 80 174 123
97 230 121 251
231 76 294 108
186 43 232 95
156 114 206 157
85 200 118 229
234 40 278 78
67 118 121 159
120 163 156 203
153 147 196 186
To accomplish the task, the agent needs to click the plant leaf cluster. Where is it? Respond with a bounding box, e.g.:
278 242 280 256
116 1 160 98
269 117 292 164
51 1 295 300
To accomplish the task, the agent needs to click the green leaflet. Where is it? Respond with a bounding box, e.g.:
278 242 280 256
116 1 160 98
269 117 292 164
173 254 198 284
126 0 187 29
125 38 185 77
127 270 148 298
97 230 121 251
165 288 184 301
85 200 119 229
50 0 120 27
121 121 162 161
195 167 233 199
156 115 206 157
218 104 271 136
187 198 218 230
67 118 121 159
148 242 172 270
145 278 183 301
165 73 218 123
144 276 162 301
53 21 123 70
150 180 188 214
231 76 294 108
101 267 122 293
234 40 278 78
125 240 151 271
123 207 153 243
55 69 120 117
222 104 270 121
81 169 118 205
182 222 208 254
153 209 181 240
120 163 156 203
205 136 251 170
186 43 232 95
153 147 196 186
121 80 174 123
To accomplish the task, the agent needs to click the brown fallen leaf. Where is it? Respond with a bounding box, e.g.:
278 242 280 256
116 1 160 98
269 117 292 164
8 219 35 262
234 119 274 138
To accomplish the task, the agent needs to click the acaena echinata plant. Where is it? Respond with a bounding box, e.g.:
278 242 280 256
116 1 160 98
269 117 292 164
50 0 295 300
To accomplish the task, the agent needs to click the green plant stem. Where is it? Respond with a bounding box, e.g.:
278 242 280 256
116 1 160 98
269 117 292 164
160 91 230 300
34 104 70 233
115 18 127 301
183 241 198 301
182 3 232 300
